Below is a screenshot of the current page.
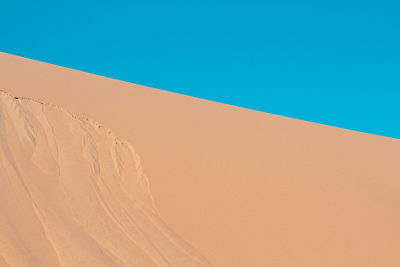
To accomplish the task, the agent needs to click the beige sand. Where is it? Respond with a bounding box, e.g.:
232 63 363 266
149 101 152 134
1 52 400 266
0 90 211 266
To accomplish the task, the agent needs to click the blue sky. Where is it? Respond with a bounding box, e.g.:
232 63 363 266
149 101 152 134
1 0 399 138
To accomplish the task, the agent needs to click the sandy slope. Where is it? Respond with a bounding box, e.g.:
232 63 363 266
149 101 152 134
1 52 400 266
0 91 211 266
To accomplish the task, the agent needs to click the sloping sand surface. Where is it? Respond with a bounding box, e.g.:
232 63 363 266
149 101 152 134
1 52 400 266
0 91 210 266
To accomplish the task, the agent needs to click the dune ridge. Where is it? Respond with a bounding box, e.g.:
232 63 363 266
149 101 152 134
1 52 400 266
0 90 211 267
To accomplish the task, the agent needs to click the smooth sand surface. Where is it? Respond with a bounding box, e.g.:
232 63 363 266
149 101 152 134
1 52 400 266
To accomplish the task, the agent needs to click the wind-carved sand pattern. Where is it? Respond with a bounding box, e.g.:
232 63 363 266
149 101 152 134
0 90 212 267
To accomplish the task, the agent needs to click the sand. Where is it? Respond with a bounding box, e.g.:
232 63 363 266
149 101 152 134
0 90 211 266
1 51 400 266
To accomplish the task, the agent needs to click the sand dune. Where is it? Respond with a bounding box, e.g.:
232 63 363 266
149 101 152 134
0 91 211 266
1 52 400 266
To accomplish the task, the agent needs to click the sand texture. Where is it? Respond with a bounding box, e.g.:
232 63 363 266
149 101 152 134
0 91 210 266
1 52 400 266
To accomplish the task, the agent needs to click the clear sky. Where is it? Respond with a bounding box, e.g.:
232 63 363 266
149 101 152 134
1 0 399 138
